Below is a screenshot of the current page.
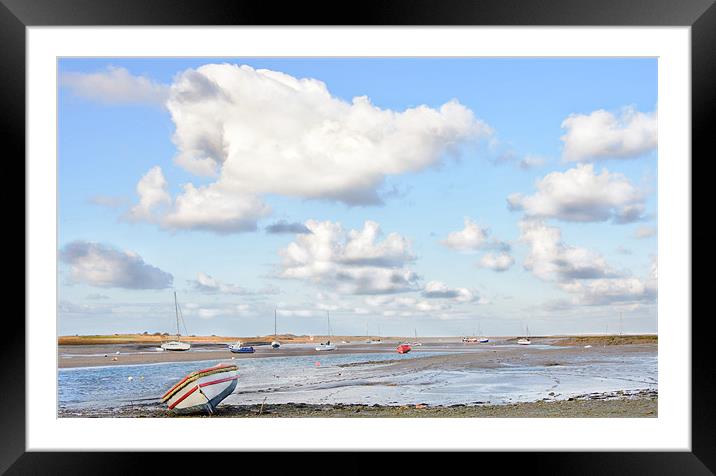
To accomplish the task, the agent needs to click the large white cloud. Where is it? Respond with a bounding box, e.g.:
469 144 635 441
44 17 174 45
61 66 169 106
278 220 419 295
519 220 614 281
507 164 645 223
560 107 657 162
59 241 173 289
127 64 490 233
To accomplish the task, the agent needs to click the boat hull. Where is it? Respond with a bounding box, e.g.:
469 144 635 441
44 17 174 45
229 346 255 353
315 345 336 351
397 344 412 354
162 364 238 414
161 341 191 351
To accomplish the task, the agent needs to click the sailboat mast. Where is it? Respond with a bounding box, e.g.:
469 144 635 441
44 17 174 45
174 291 180 338
274 308 277 338
327 310 331 338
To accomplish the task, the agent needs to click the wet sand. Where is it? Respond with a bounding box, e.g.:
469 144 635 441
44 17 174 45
59 389 657 418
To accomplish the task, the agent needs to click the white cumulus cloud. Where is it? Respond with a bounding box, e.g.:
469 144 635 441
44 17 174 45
421 281 478 302
519 220 615 282
126 166 171 222
478 252 515 272
561 107 657 162
61 66 169 106
59 241 173 289
507 164 645 223
441 218 509 252
127 64 491 234
279 220 419 295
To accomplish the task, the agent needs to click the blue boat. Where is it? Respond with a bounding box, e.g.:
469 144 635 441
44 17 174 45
228 341 255 353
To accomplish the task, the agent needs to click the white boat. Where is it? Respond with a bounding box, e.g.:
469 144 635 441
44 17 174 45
412 328 423 346
161 363 238 414
315 310 337 351
517 325 531 345
161 340 191 351
161 292 191 352
271 308 281 349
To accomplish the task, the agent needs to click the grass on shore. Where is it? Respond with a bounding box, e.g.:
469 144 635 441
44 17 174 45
552 335 657 346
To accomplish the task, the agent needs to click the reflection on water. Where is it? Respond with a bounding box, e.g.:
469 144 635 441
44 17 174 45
58 348 657 410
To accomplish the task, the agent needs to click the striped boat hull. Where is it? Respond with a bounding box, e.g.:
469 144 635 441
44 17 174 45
161 364 238 414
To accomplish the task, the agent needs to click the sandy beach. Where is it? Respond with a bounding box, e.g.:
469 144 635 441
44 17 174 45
60 389 657 418
58 336 657 418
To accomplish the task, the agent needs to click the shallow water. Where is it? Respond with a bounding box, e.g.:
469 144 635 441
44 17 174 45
58 346 657 410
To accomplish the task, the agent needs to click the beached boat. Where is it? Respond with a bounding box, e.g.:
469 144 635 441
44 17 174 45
271 308 281 349
161 292 191 351
397 343 412 354
161 363 238 414
228 341 255 353
315 310 337 351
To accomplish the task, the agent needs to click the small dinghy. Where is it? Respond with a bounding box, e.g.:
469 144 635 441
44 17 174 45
161 363 238 414
397 344 412 354
228 342 255 353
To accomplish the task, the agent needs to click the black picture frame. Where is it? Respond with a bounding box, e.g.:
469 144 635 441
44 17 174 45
6 0 708 472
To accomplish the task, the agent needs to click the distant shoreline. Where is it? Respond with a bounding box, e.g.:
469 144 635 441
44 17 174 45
58 333 657 346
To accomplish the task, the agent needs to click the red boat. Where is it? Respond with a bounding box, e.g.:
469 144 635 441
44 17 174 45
396 344 412 354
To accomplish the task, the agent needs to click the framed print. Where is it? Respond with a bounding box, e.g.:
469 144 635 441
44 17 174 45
7 0 710 472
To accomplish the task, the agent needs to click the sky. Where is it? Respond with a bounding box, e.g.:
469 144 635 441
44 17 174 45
57 58 658 337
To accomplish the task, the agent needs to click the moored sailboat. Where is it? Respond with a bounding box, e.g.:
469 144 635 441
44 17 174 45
517 325 531 345
315 310 336 351
271 308 281 349
161 292 191 351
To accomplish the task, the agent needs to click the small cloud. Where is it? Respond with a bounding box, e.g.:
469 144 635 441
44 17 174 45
478 252 515 272
561 106 657 162
519 154 547 170
508 164 645 224
61 66 169 106
59 241 173 289
633 225 657 239
86 293 110 300
88 195 129 209
265 220 311 235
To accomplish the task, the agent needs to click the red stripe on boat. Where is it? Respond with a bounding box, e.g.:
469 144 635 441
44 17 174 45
199 375 238 388
168 385 199 409
167 375 238 410
162 364 237 399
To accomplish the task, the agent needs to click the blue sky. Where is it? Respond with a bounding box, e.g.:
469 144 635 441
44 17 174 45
57 58 657 337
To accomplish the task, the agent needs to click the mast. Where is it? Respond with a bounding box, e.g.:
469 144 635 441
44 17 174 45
174 291 180 339
326 310 331 338
274 308 277 338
